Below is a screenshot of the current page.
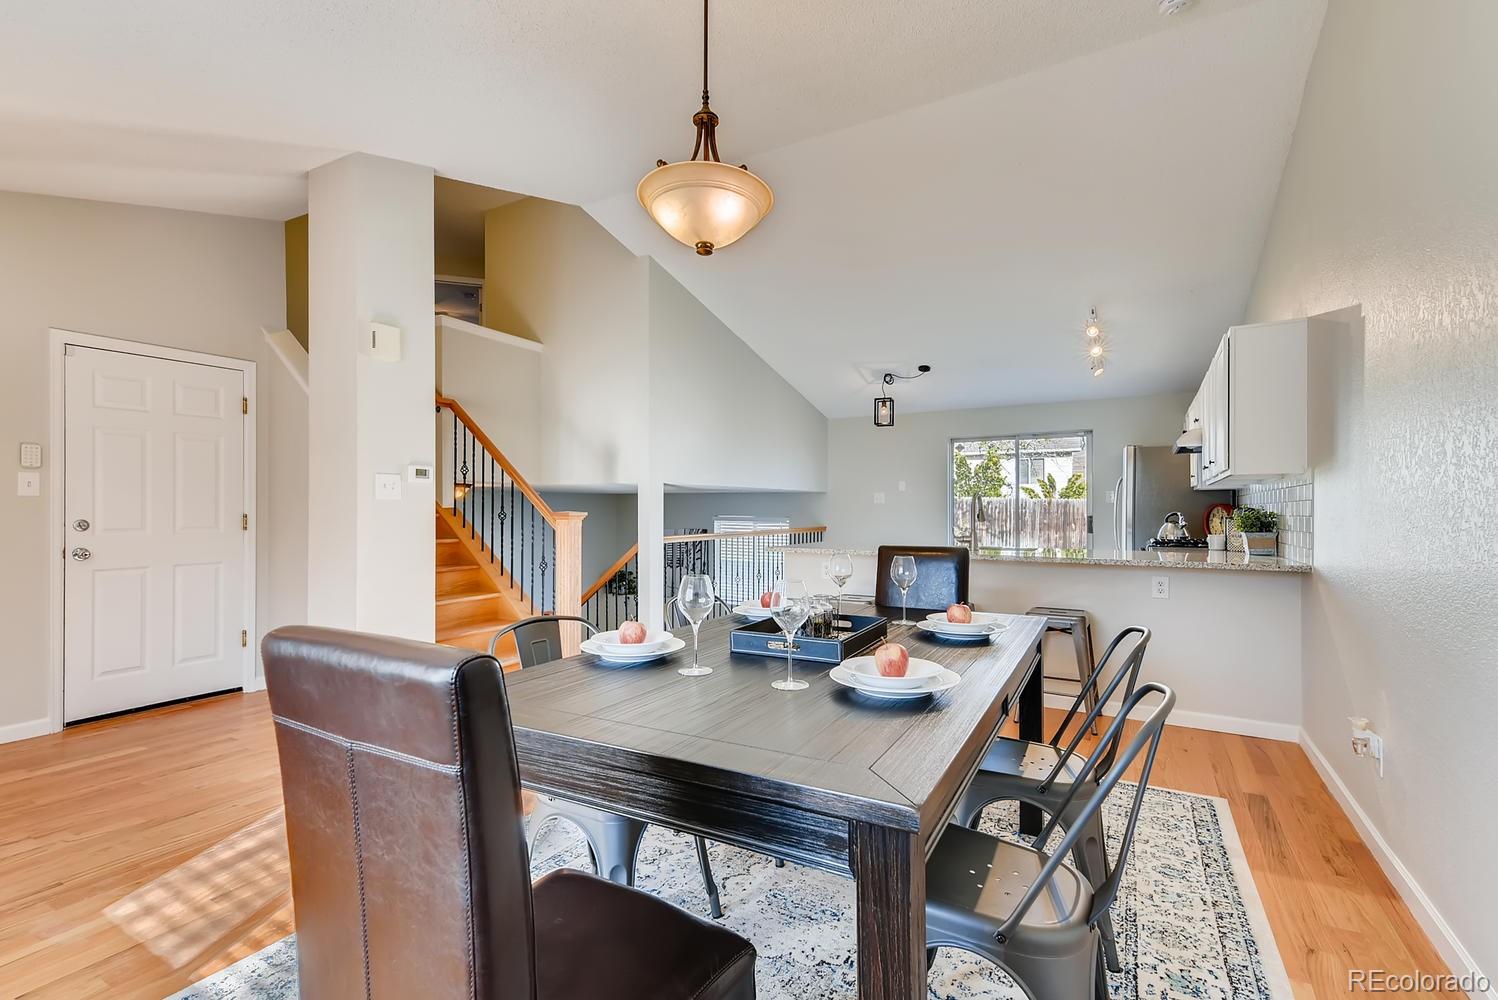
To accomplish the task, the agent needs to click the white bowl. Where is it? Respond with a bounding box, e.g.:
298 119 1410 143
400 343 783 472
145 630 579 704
830 662 961 700
732 601 775 619
592 628 674 655
580 635 685 664
922 612 1007 635
841 655 944 690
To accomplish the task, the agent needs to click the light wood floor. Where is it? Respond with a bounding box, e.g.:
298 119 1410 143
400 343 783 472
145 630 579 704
0 692 1459 999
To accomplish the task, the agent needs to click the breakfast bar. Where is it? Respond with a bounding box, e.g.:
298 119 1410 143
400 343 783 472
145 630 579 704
778 544 1308 741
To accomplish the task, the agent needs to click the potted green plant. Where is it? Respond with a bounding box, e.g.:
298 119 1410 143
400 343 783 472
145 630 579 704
1233 506 1279 556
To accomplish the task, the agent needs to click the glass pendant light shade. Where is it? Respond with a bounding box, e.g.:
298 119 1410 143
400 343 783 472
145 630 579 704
637 160 773 255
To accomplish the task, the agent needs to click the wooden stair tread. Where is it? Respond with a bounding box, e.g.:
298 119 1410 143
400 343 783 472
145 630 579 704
438 620 520 640
435 590 503 607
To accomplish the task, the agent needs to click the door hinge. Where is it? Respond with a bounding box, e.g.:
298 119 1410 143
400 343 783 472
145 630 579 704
242 513 249 531
241 629 249 648
242 396 248 415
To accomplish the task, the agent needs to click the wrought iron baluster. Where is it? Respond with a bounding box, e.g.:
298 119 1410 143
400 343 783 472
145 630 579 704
450 409 458 516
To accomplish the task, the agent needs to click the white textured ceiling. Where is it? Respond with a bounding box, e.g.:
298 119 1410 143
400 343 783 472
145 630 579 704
0 0 1324 412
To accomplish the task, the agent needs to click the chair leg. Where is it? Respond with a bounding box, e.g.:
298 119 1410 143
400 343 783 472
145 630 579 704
1071 623 1099 735
1060 803 1121 974
694 836 723 919
774 857 785 868
574 812 648 886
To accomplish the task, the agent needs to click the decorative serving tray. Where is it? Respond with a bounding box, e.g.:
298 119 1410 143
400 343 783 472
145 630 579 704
729 614 888 664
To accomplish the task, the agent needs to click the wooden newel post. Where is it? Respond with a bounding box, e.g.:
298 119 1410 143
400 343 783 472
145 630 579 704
553 511 588 656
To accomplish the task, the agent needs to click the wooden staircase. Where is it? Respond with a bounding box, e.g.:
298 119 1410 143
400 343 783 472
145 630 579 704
433 393 588 664
435 509 524 667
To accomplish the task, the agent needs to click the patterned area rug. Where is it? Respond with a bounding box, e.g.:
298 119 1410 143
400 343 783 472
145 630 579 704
171 785 1290 999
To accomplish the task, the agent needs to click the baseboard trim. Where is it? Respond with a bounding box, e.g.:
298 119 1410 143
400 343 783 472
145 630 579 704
0 716 57 746
243 674 266 694
1301 732 1495 999
1041 693 1299 742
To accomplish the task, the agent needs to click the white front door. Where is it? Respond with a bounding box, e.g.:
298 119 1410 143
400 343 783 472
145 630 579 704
63 346 247 722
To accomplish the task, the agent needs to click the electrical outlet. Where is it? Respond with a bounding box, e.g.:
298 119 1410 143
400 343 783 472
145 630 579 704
873 492 886 505
1348 717 1385 777
1150 575 1169 599
1106 489 1117 504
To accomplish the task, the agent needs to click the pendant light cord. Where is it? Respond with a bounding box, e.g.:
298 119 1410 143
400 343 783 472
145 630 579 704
701 0 710 107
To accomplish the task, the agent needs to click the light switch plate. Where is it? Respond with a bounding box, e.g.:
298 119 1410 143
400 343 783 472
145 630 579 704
19 442 42 469
374 472 402 500
17 471 40 496
873 492 886 505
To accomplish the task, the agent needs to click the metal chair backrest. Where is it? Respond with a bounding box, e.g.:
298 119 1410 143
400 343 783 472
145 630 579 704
1045 625 1150 783
994 681 1176 943
488 615 598 668
663 595 735 627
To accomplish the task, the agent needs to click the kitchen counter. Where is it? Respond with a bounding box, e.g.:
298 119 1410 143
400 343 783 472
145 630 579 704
774 544 1310 574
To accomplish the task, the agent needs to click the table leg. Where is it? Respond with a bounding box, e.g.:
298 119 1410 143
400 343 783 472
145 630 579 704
1019 642 1045 835
853 822 926 1000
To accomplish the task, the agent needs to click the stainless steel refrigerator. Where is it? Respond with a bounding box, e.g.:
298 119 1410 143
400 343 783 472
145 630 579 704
1114 446 1233 550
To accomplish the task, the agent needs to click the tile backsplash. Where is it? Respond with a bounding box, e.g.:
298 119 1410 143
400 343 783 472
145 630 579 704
1234 477 1313 564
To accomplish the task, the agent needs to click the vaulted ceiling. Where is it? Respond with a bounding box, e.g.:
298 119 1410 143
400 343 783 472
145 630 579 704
0 0 1325 414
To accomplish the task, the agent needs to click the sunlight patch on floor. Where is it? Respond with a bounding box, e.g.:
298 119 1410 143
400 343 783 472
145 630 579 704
105 809 289 970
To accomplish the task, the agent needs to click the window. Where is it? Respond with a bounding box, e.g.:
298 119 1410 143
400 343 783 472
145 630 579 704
951 432 1091 551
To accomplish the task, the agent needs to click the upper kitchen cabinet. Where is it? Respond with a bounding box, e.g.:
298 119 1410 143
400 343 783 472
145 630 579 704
1193 319 1308 488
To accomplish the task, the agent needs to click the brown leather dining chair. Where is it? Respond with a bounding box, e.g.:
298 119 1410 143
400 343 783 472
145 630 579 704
875 544 971 615
263 625 757 1000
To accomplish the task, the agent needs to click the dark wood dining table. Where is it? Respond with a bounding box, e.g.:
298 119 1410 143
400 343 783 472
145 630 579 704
503 604 1048 1000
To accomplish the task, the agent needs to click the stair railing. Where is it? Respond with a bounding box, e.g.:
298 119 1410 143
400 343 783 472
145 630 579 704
662 525 826 621
581 544 640 631
436 394 586 650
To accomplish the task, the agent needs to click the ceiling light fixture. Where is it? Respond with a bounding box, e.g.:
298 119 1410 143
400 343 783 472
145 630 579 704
1082 307 1108 377
874 365 931 428
637 0 773 256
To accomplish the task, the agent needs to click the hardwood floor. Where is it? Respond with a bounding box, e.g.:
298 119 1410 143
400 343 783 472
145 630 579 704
0 692 1460 998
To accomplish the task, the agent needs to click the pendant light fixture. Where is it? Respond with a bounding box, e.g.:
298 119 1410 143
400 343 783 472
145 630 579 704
873 365 931 428
637 0 773 255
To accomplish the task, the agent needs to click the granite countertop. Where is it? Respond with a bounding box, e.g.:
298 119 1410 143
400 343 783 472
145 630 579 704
774 544 1311 574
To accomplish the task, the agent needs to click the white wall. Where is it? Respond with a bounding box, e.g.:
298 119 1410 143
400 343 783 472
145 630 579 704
437 318 541 475
825 391 1192 551
306 154 435 640
647 260 828 494
0 191 290 738
1244 0 1498 984
663 491 827 533
484 198 649 488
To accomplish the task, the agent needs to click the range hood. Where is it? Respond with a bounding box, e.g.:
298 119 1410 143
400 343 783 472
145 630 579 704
1172 426 1203 454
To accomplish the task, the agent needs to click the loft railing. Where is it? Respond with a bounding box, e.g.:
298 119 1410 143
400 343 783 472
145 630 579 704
662 525 826 622
581 544 640 631
435 395 585 646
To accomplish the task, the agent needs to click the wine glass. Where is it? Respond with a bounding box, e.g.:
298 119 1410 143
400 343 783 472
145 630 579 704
828 551 853 621
890 555 918 625
676 575 716 676
769 579 812 691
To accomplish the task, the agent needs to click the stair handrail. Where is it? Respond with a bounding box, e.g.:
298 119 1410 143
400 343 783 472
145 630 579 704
583 543 641 603
435 394 558 527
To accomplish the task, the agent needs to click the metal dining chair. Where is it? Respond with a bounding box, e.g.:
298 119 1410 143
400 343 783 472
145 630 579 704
925 682 1176 1000
953 625 1150 973
491 615 724 918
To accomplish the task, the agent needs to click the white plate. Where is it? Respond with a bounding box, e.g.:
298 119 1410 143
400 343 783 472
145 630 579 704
915 620 999 641
830 663 961 700
841 655 944 690
591 628 675 655
922 611 1008 634
732 601 776 619
579 635 685 664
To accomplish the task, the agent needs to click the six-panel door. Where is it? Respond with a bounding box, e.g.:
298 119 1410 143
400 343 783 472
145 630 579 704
63 346 246 722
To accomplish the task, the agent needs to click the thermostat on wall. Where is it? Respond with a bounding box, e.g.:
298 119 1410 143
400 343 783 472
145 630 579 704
407 464 434 483
368 322 401 362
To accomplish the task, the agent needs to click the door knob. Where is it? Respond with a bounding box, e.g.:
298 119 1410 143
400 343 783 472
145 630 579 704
73 518 91 532
70 547 92 561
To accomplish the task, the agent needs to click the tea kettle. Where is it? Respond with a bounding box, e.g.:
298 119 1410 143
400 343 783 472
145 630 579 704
1155 511 1191 542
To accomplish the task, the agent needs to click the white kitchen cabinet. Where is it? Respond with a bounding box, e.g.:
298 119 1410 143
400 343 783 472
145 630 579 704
1193 318 1307 488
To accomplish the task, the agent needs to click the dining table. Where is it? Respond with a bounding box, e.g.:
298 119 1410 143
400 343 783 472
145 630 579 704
503 602 1049 1000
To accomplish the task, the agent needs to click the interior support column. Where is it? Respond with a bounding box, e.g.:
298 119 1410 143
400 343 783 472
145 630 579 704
306 153 436 639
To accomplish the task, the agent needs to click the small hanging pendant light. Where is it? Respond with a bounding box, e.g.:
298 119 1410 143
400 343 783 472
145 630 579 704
637 0 773 255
